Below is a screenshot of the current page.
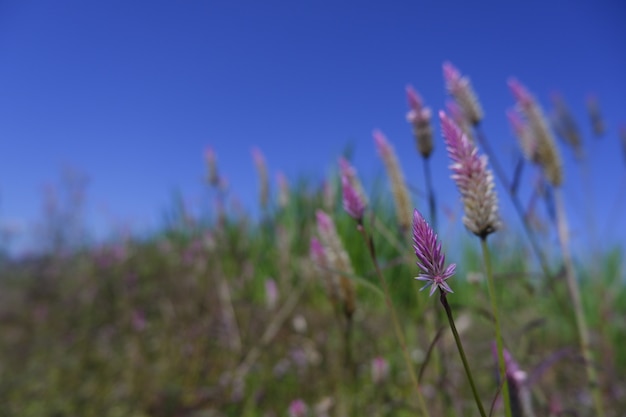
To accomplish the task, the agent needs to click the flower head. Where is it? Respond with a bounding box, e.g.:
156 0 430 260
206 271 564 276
373 130 413 230
440 111 500 238
443 61 483 125
342 175 366 221
508 78 563 186
412 209 456 296
406 85 434 157
204 147 220 187
288 399 308 417
251 147 270 209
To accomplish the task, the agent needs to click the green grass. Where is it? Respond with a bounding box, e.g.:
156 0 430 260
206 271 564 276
0 173 624 417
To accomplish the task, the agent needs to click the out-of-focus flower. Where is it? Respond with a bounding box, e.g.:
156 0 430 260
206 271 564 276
371 356 390 384
315 210 356 317
440 111 500 238
205 147 220 187
276 171 290 208
288 399 308 417
443 62 483 125
406 85 434 158
265 278 278 309
446 99 475 144
251 147 269 209
412 209 456 296
508 78 563 187
339 157 368 205
341 175 366 221
550 92 582 158
373 130 413 230
507 109 537 163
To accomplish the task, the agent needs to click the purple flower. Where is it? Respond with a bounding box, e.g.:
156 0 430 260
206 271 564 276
341 175 366 221
406 85 434 157
412 209 456 296
288 399 308 417
440 111 500 237
443 61 483 125
371 356 390 384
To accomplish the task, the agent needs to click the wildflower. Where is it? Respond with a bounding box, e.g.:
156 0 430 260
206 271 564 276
508 78 563 186
412 209 456 296
276 171 290 208
440 111 500 238
251 147 269 209
373 130 413 230
446 99 475 144
507 108 537 162
204 147 220 187
265 278 278 309
371 356 390 384
550 92 582 158
315 210 356 317
406 85 434 158
443 62 483 125
341 175 366 221
288 399 308 417
339 157 368 205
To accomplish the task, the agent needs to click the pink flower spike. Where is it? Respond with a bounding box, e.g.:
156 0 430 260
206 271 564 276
406 85 423 110
251 146 265 166
288 399 308 417
412 209 456 296
508 78 534 108
342 175 366 221
309 237 325 264
443 61 483 125
371 356 390 384
440 111 500 237
373 129 391 157
443 61 461 87
315 210 333 234
338 156 355 178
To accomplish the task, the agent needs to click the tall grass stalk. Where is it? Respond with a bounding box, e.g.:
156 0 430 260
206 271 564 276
553 188 605 417
439 291 487 417
359 222 431 417
481 237 513 417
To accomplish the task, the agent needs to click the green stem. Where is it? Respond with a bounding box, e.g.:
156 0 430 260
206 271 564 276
481 237 513 417
439 291 487 417
554 188 605 417
360 224 431 417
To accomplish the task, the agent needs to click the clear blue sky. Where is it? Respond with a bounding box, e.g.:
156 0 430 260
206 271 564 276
1 0 625 253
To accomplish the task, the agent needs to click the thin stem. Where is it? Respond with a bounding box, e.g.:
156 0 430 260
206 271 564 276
439 291 487 417
553 188 605 417
481 237 513 417
359 223 431 417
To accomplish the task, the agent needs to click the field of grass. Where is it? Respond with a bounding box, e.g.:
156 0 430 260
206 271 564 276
1 70 625 417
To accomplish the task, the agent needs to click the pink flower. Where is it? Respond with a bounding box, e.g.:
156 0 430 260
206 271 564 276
288 399 308 417
440 111 500 237
443 62 483 125
341 175 366 221
406 85 434 157
371 356 390 384
412 209 456 296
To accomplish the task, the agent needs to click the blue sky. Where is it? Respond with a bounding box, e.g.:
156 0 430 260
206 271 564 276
1 0 625 254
